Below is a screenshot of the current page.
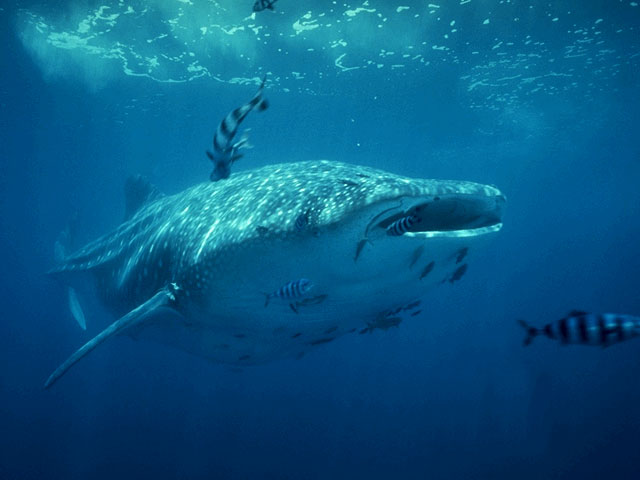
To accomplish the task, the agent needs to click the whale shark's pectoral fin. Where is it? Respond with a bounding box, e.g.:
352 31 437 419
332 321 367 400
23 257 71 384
44 284 182 389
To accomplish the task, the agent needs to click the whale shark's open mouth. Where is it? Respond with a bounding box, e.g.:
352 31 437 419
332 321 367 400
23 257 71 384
376 193 506 238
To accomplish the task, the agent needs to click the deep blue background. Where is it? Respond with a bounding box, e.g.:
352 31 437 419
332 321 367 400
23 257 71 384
2 1 640 479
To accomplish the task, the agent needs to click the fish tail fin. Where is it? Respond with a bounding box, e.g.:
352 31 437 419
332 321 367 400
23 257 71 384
263 293 271 307
518 319 538 347
233 130 253 153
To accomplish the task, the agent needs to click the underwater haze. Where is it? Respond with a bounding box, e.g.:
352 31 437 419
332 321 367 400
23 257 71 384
2 0 640 478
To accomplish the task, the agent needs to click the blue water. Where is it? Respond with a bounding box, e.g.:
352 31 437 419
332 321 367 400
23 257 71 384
2 1 640 478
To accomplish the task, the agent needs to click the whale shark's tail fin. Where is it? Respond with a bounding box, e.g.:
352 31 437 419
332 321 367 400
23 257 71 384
518 319 539 346
49 178 164 281
54 214 88 330
44 284 181 389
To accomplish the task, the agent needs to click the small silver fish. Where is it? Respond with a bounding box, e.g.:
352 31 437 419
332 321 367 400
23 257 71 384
448 263 467 283
455 247 469 264
360 315 402 334
403 300 421 311
419 261 435 280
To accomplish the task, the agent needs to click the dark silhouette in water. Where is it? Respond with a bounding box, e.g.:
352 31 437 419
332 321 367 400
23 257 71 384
253 0 278 13
519 310 640 347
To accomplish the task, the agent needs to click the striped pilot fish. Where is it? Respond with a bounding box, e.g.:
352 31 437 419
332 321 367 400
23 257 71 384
207 77 269 182
518 310 640 347
264 278 314 310
386 215 419 236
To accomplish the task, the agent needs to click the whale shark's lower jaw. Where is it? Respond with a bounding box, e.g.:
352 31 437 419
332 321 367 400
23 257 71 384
403 223 503 238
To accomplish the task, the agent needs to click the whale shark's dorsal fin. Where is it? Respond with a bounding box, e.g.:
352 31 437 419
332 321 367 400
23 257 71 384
124 175 164 220
44 284 181 389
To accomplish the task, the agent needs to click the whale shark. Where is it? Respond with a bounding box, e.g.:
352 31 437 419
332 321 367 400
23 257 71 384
45 160 505 388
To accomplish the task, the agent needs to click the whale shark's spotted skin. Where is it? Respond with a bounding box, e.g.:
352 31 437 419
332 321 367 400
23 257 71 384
48 160 505 385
